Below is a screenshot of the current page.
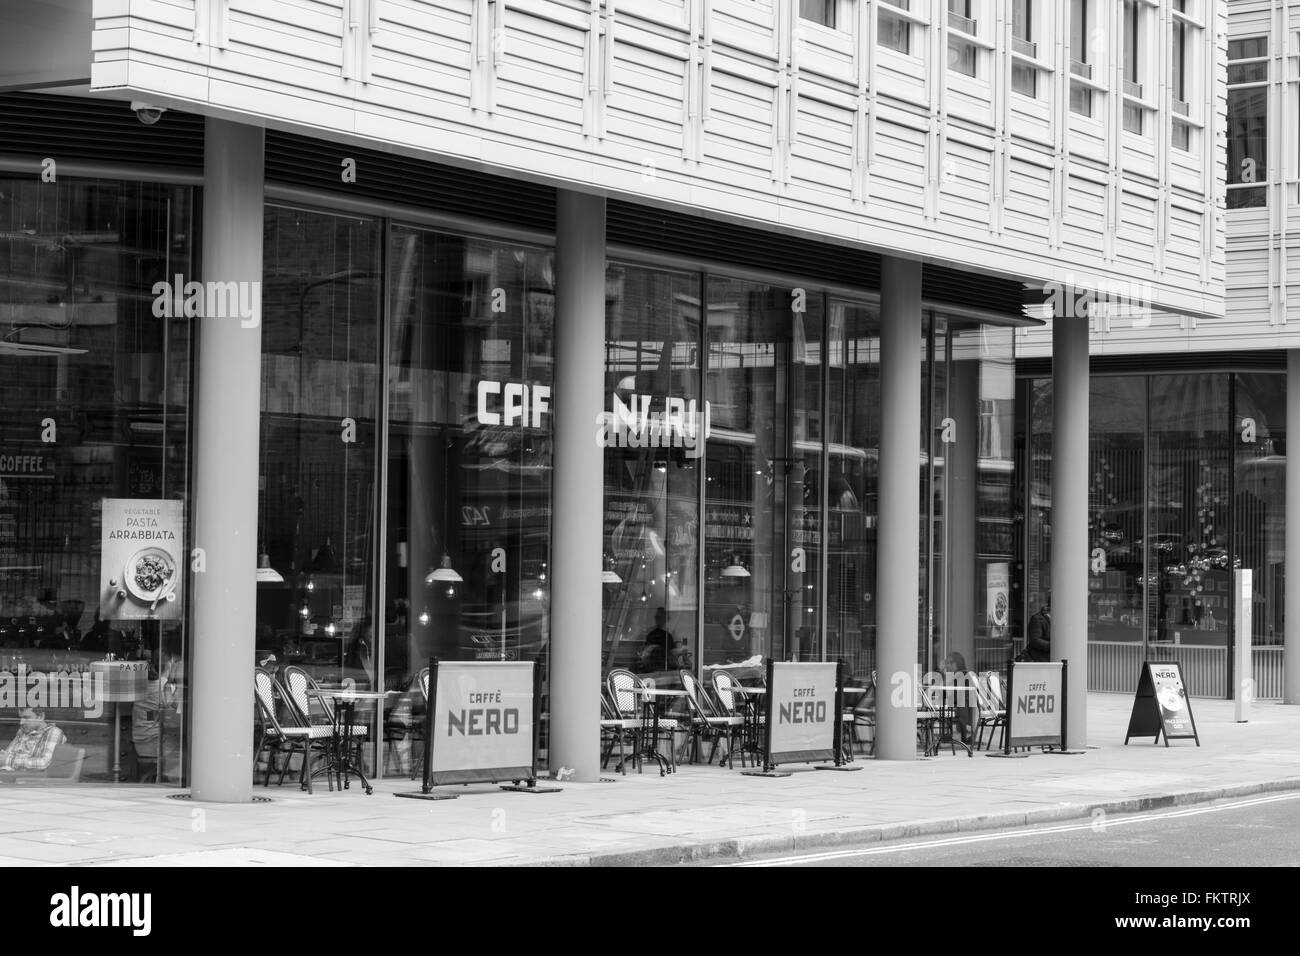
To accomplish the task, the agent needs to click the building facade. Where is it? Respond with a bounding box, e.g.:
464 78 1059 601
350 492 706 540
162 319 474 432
0 0 1232 793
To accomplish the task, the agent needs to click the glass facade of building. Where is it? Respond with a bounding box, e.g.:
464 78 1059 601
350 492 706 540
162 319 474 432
1 176 194 783
1025 371 1286 698
1 168 1282 790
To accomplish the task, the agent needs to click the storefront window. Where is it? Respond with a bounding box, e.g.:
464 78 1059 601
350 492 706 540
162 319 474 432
384 226 553 774
0 177 193 783
601 264 701 678
1088 377 1146 647
925 318 1016 672
1149 375 1230 666
1234 373 1285 650
703 277 822 669
256 206 381 713
825 300 880 683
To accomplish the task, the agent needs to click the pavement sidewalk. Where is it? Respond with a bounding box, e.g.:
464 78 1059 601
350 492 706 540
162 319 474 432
1 692 1297 867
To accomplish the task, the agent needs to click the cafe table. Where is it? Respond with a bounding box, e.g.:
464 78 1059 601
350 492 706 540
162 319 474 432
90 659 150 781
629 686 686 776
920 684 976 757
307 688 395 794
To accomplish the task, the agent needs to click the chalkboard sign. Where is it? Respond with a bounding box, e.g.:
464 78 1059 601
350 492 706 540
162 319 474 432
1124 661 1200 747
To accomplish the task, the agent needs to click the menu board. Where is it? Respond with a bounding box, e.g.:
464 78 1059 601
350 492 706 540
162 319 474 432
99 499 184 621
1124 661 1200 746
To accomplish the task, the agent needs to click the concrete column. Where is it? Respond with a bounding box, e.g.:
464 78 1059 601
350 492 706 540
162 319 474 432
1052 312 1089 748
876 257 922 760
190 119 264 801
1285 351 1300 704
947 354 979 672
548 190 606 780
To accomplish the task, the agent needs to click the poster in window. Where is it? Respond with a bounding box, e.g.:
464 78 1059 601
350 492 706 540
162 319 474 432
99 498 184 621
986 562 1009 630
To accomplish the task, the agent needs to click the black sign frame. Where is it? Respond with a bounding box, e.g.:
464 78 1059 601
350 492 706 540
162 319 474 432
411 657 543 793
1124 660 1200 747
1002 659 1067 753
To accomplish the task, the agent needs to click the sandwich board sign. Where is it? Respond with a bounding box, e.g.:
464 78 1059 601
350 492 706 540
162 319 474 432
397 658 559 799
1001 660 1066 752
744 659 844 775
1124 660 1200 746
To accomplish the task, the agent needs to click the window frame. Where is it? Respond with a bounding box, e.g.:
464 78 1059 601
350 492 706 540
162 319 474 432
1226 35 1270 208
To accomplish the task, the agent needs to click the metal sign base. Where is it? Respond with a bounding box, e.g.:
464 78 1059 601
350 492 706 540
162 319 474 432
394 791 460 800
1042 749 1088 755
499 784 563 793
814 765 864 772
985 752 1030 759
740 769 793 777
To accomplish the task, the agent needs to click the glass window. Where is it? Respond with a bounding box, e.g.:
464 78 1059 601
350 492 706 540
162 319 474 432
1228 37 1268 209
601 264 702 679
825 300 879 684
948 37 977 77
703 277 822 670
0 178 194 785
383 227 553 774
1069 1 1093 116
1234 374 1285 655
1088 378 1147 651
878 0 911 55
799 0 836 29
256 207 381 733
947 0 977 76
1120 1 1142 132
1011 0 1037 96
1148 375 1231 697
1171 10 1190 150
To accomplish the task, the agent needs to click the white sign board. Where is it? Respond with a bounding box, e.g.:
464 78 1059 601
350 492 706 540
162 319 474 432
766 661 838 764
1006 661 1064 749
428 661 535 785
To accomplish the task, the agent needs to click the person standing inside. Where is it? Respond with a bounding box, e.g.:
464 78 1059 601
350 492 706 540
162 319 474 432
1025 600 1052 662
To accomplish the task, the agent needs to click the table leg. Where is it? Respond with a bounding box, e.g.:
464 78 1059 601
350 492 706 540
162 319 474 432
111 702 121 782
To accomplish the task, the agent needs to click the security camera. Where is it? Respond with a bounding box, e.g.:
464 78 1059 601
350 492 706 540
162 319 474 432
131 102 167 126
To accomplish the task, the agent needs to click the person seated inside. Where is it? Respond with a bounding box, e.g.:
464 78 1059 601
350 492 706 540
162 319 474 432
0 707 67 772
637 607 673 673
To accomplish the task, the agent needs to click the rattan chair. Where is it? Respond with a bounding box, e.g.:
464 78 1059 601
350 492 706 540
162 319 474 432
680 670 746 766
253 667 332 793
607 668 680 774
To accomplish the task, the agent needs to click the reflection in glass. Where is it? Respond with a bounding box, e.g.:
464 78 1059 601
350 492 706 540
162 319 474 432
384 226 553 773
0 178 193 783
256 207 381 753
601 264 701 678
703 277 822 668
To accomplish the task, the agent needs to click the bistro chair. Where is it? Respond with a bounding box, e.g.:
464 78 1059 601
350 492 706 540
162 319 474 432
849 671 877 757
974 671 1007 751
607 668 680 774
710 670 758 768
600 687 640 774
253 667 332 793
405 666 432 781
679 670 745 767
282 665 370 755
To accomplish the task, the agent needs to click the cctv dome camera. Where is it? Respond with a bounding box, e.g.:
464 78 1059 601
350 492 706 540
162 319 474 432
130 102 166 126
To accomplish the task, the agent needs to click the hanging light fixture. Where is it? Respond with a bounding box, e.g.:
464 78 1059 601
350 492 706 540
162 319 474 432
721 555 751 578
426 553 464 585
255 552 284 583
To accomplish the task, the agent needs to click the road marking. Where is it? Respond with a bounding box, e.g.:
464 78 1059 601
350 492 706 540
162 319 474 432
721 791 1300 866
